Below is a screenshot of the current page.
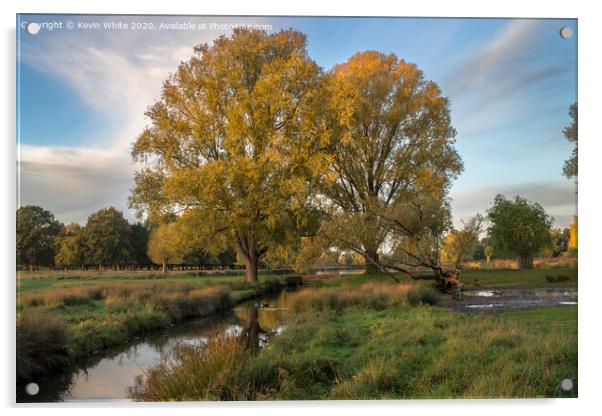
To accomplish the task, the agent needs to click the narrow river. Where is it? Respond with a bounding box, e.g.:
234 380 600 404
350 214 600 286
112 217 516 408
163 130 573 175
18 289 297 403
17 283 577 402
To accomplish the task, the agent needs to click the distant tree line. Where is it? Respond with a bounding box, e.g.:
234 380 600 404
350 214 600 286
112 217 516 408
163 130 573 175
16 205 236 271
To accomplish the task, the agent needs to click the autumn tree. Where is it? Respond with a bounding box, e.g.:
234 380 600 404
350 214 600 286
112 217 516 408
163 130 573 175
81 207 133 270
16 205 62 270
440 215 483 269
54 223 85 268
147 222 183 274
130 29 328 284
319 51 462 278
487 195 552 269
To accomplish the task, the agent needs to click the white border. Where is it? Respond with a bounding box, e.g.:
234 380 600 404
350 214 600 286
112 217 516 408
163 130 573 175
3 1 601 415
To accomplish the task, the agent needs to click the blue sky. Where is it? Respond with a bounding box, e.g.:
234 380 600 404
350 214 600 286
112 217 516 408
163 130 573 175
17 15 577 226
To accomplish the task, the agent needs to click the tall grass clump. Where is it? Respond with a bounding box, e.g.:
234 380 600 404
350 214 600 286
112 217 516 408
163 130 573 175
132 332 250 401
289 282 432 313
406 286 441 306
16 310 72 382
150 286 232 321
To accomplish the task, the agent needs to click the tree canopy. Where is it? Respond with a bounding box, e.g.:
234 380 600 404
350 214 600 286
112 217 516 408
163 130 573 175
17 205 62 269
319 51 462 275
487 195 553 269
130 28 329 284
147 222 183 273
54 223 84 268
81 207 133 269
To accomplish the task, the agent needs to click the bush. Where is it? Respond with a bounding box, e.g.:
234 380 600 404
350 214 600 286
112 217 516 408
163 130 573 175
62 295 92 306
17 311 72 382
407 286 440 306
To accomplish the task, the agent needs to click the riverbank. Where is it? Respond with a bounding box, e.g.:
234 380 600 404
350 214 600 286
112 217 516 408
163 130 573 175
17 266 578 394
16 275 287 383
132 273 578 400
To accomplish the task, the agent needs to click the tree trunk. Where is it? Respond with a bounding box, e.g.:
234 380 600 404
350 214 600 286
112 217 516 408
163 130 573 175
236 230 260 286
364 250 380 274
518 255 533 269
162 260 167 275
245 253 259 285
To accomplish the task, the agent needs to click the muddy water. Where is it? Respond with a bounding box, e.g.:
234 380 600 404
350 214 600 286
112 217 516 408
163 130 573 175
451 286 578 312
17 289 296 403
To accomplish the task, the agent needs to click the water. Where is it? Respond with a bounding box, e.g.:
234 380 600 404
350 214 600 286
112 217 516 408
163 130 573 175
458 287 578 311
17 290 294 403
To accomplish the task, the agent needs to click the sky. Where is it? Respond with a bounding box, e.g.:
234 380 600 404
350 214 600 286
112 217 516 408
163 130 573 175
16 15 578 228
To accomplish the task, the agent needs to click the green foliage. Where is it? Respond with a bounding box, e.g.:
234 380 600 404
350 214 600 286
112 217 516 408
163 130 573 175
17 205 62 268
129 222 151 265
487 195 553 268
54 223 85 267
81 207 133 267
562 103 577 178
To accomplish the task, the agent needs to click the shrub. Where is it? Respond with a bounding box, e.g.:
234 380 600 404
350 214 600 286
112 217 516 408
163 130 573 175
62 295 92 306
407 286 440 306
17 311 72 381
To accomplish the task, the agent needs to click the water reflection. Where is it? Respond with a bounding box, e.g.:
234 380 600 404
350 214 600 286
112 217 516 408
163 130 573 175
17 290 290 403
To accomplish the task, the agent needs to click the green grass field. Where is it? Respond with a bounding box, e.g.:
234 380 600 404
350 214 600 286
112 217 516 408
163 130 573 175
16 271 287 382
17 266 578 398
134 279 577 400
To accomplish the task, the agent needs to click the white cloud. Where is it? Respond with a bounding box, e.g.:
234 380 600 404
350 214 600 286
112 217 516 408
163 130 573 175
450 180 576 228
18 145 136 224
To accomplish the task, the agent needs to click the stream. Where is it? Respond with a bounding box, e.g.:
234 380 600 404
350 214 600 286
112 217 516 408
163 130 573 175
17 289 297 403
17 284 578 402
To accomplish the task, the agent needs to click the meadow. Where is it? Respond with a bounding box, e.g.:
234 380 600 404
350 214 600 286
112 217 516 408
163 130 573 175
133 277 577 400
17 266 577 398
16 271 286 382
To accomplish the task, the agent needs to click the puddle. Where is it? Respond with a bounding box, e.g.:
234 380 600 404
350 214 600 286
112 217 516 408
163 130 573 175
450 286 577 312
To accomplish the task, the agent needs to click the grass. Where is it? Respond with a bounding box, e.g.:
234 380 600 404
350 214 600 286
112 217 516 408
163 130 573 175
16 266 577 393
309 266 578 289
16 272 286 382
132 282 577 400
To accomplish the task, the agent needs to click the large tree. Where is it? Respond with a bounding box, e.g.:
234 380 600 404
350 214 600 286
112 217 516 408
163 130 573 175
320 51 462 275
130 29 328 284
81 207 133 270
16 205 62 270
487 195 553 269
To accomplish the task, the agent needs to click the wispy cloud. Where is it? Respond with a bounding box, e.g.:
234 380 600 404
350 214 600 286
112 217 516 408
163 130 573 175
446 19 540 98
